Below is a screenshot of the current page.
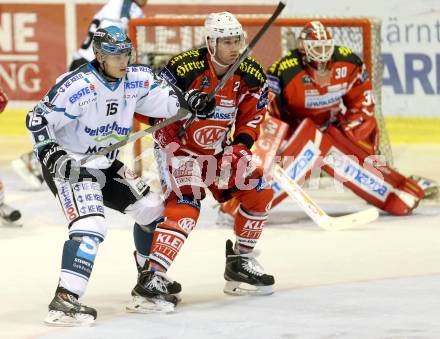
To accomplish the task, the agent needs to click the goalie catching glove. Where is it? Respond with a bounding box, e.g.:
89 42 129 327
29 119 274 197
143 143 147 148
38 143 79 181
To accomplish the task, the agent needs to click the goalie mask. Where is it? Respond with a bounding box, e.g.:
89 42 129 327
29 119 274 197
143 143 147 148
298 21 335 86
204 12 245 67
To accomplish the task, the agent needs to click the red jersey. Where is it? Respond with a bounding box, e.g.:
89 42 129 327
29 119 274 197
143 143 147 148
267 46 375 136
157 47 268 156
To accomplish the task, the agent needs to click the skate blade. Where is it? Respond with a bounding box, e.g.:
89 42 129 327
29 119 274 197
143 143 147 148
126 296 176 314
223 280 274 296
44 310 95 327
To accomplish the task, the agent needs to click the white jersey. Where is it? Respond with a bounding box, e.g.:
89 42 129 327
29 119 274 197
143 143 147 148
74 0 145 62
30 61 180 169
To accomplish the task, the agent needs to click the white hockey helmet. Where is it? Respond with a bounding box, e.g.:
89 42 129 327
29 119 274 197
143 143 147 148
298 21 334 64
204 12 245 46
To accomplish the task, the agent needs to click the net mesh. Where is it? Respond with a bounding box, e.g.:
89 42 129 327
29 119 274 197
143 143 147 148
129 16 392 170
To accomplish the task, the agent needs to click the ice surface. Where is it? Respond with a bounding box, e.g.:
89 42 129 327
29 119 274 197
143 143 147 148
1 143 439 339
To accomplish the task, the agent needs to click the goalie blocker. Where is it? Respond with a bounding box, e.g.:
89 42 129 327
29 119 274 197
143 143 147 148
222 117 424 217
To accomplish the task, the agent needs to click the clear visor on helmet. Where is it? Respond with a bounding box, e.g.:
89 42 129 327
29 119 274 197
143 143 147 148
100 41 133 55
215 34 245 48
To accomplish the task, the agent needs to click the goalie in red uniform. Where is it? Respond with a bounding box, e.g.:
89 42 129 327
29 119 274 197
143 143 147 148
222 20 426 219
131 12 275 303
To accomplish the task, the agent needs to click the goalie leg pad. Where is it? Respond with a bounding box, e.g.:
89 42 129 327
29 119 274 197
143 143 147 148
324 126 424 215
149 196 200 270
272 118 330 209
273 119 424 215
382 180 424 215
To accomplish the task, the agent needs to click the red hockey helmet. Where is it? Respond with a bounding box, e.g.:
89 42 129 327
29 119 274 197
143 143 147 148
298 21 334 69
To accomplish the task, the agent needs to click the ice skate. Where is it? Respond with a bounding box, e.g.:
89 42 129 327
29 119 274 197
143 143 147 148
127 270 181 313
224 239 274 296
0 203 22 227
44 287 97 326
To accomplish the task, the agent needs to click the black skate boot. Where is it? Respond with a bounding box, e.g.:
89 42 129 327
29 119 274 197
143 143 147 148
0 203 22 227
133 250 143 278
127 269 181 313
132 251 182 295
44 286 97 326
224 239 275 296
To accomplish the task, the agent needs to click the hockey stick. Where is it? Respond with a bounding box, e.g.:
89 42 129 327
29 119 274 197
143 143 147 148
177 0 288 136
79 108 189 166
273 164 379 231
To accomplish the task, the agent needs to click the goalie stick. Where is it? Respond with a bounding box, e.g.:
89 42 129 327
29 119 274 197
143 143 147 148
273 164 379 231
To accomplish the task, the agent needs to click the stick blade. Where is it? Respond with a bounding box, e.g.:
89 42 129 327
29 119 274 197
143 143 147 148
322 207 379 231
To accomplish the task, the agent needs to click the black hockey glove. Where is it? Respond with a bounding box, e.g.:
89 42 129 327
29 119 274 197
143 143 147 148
38 142 79 181
184 89 216 119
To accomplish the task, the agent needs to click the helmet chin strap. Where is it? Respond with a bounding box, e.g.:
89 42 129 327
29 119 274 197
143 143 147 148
208 41 232 69
211 55 231 69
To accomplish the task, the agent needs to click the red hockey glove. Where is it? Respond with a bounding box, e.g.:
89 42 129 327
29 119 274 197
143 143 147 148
152 118 182 149
218 144 257 190
337 112 379 154
0 88 8 113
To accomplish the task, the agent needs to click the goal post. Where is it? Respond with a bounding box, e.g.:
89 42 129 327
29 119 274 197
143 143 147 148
128 16 392 174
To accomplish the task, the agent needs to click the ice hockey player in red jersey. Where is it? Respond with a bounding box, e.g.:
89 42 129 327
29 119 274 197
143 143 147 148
0 86 22 227
131 12 275 304
222 20 425 219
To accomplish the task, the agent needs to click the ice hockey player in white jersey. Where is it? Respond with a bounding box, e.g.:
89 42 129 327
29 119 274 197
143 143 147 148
12 0 148 187
26 26 214 326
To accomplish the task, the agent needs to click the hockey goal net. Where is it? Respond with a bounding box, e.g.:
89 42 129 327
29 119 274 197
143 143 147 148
127 16 392 174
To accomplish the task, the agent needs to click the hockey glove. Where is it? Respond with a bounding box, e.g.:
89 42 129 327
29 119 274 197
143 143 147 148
218 144 257 190
184 89 216 119
0 88 8 113
152 118 181 148
337 112 379 154
39 143 79 181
